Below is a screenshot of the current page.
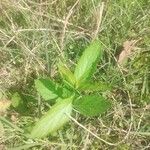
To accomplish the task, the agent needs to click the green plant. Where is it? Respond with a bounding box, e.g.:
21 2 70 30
30 40 111 138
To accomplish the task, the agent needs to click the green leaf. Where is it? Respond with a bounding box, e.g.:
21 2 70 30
11 92 22 108
58 62 76 86
74 40 102 87
35 78 62 101
73 95 111 117
11 92 27 113
30 97 73 138
62 86 74 98
79 82 112 92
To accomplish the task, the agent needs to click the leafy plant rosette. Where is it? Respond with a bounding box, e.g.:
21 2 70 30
31 40 112 138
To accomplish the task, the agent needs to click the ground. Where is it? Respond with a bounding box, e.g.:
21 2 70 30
0 0 150 149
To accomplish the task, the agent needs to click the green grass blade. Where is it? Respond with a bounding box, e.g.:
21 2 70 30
8 143 42 150
0 116 23 133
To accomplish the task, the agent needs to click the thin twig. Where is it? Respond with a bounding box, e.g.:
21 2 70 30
68 115 116 146
93 2 104 40
60 0 80 51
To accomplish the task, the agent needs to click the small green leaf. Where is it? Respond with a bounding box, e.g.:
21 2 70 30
73 95 111 117
79 82 112 92
58 62 76 86
11 92 27 113
11 92 22 108
74 40 102 87
30 97 73 138
35 78 62 101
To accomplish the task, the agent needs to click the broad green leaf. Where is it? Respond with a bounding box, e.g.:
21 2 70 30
35 78 62 101
30 97 73 138
73 95 111 117
74 40 102 87
58 62 76 86
79 82 112 92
